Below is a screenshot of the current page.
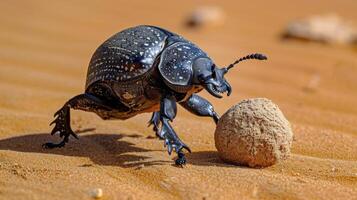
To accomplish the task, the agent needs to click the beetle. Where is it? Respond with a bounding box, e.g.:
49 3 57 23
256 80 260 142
43 25 267 165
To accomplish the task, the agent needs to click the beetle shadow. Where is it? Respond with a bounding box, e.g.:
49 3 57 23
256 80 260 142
0 129 246 168
186 151 244 168
0 129 171 168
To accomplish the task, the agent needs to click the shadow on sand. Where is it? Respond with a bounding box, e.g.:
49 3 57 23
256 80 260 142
0 129 171 168
0 130 239 169
186 151 242 168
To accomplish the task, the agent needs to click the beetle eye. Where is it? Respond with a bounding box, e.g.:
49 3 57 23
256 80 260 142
211 65 216 71
212 69 217 79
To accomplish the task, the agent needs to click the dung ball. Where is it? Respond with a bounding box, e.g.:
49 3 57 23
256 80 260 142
214 98 293 167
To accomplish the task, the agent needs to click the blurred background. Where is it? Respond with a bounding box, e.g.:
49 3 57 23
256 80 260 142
1 0 357 132
0 0 356 199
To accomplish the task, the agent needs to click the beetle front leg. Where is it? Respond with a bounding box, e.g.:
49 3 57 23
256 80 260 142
180 94 219 124
159 95 191 166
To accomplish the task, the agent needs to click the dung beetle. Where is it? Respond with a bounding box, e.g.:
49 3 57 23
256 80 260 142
43 25 267 165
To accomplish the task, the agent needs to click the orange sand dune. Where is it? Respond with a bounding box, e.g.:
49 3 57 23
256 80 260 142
0 0 356 199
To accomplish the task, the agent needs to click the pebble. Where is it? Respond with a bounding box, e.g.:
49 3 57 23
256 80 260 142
283 14 357 45
185 6 225 28
331 167 338 172
90 188 103 199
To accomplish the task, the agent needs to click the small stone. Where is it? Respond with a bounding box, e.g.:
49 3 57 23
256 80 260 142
283 14 357 45
215 98 293 167
185 6 225 28
90 188 103 199
331 167 338 172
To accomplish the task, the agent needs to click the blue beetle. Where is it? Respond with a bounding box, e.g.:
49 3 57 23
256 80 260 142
43 25 267 165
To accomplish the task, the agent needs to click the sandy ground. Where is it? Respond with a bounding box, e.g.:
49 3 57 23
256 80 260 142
0 0 357 199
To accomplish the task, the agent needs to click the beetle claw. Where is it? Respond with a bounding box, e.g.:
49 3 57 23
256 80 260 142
46 106 78 147
175 151 187 166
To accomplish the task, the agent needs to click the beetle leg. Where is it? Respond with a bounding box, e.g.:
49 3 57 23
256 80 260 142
148 112 162 138
43 93 112 149
159 95 191 166
180 94 220 124
43 105 75 149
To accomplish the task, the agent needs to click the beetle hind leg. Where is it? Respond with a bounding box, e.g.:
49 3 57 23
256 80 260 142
43 93 112 149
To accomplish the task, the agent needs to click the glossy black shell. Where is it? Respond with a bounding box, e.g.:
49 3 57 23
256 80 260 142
86 26 167 88
85 25 209 93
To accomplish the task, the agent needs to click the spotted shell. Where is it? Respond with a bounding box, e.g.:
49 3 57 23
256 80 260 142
158 42 207 92
85 25 167 88
85 25 210 93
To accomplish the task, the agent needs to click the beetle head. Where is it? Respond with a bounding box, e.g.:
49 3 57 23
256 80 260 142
192 53 267 98
192 57 230 98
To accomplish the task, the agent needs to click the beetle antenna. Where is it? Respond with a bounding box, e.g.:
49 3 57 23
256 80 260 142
226 53 267 71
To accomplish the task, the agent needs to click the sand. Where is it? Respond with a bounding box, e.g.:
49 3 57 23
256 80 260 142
0 0 356 199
